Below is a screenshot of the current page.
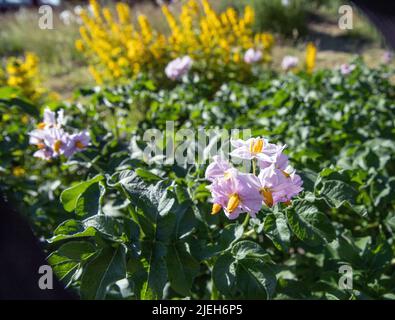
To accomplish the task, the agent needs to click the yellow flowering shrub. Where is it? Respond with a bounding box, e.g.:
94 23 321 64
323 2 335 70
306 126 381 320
305 42 317 74
76 0 275 84
1 52 44 102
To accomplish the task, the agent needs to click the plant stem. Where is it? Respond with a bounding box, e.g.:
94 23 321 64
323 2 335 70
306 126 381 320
211 280 219 300
78 152 104 174
243 229 255 238
242 213 250 229
111 109 119 139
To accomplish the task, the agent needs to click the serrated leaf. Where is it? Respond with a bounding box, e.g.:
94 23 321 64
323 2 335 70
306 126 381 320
318 179 358 208
231 240 270 260
286 201 335 246
263 213 291 251
80 245 126 300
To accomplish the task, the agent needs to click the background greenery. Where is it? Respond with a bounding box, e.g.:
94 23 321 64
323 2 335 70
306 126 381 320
0 0 394 300
1 59 394 299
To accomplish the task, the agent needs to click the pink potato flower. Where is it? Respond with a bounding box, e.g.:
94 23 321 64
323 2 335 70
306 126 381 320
29 129 54 160
63 131 91 158
37 108 65 130
230 137 285 164
209 170 263 220
340 64 356 75
244 48 263 64
41 128 70 158
258 149 288 171
165 56 193 80
281 56 299 71
206 137 303 219
29 109 90 161
257 165 303 207
205 156 233 182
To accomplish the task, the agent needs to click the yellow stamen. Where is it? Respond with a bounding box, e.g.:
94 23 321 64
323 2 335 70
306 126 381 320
54 140 62 153
75 140 85 149
260 187 273 207
211 203 222 215
226 193 240 213
249 139 264 154
37 122 46 130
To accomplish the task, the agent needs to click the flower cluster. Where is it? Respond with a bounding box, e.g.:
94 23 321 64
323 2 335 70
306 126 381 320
28 108 90 160
162 0 274 82
165 56 193 80
281 55 299 71
0 52 44 101
206 137 303 220
340 63 356 75
244 48 263 64
75 0 274 84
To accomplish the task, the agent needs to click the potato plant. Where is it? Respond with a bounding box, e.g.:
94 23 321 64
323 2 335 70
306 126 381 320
1 61 394 299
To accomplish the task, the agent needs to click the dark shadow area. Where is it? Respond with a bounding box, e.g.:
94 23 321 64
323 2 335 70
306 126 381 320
0 193 76 300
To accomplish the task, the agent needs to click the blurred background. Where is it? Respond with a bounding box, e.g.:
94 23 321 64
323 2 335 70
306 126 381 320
0 0 393 98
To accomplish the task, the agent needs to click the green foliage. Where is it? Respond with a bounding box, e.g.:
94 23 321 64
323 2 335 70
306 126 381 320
219 0 308 37
1 60 395 299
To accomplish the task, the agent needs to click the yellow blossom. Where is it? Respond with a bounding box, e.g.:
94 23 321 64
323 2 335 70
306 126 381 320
76 0 275 83
12 166 26 177
2 52 44 101
306 42 317 74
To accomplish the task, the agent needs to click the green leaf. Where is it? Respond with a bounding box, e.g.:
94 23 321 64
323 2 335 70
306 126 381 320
75 182 105 217
263 212 291 251
318 179 358 208
166 241 199 296
213 253 237 296
218 224 244 250
48 241 96 285
135 168 162 182
236 258 277 299
49 216 139 253
140 241 168 300
80 245 127 300
49 220 96 243
231 240 270 261
286 201 336 246
53 241 96 261
116 170 175 221
114 172 182 299
385 214 395 232
213 241 275 299
61 175 104 212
